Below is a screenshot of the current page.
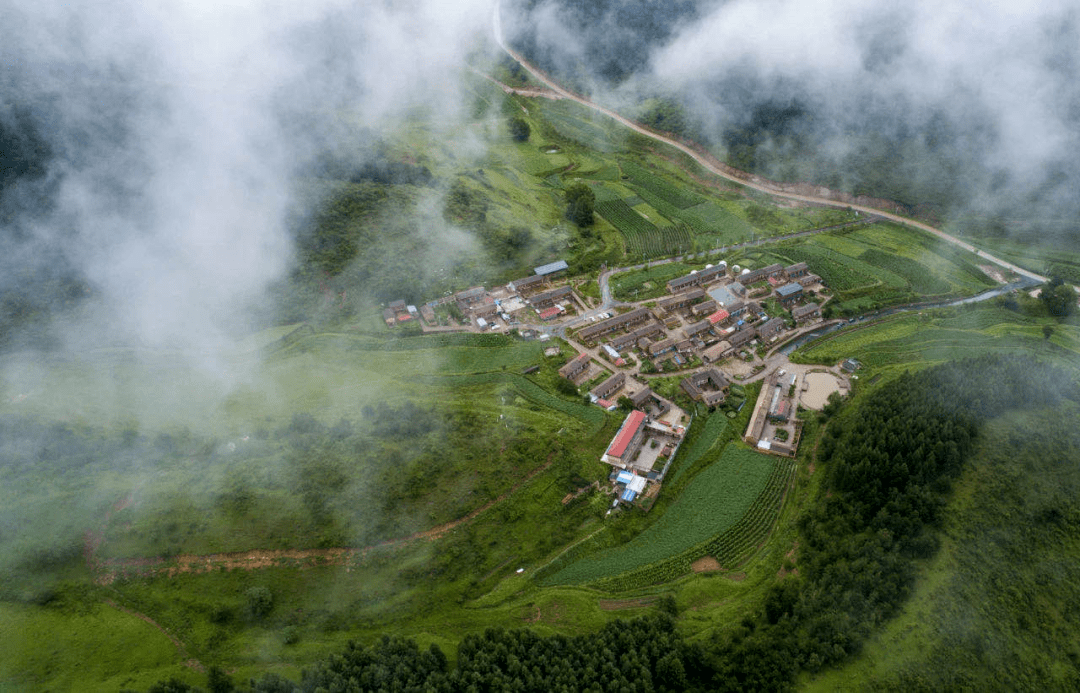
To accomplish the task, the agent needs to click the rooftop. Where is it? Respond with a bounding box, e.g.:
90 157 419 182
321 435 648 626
606 410 647 458
535 259 569 276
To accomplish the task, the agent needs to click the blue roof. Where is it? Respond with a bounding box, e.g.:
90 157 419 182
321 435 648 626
777 283 802 297
535 260 569 275
616 471 634 485
621 489 637 502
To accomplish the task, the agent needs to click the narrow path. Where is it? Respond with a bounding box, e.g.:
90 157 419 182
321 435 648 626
91 453 559 583
491 0 1047 285
101 598 204 673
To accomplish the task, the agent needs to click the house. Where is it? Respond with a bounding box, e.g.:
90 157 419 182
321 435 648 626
610 322 665 351
529 285 574 309
382 308 396 327
728 325 757 349
658 288 706 313
792 302 821 323
535 259 569 277
577 307 652 342
666 265 727 293
775 283 803 304
454 287 486 305
701 341 731 364
420 304 436 323
538 305 564 320
742 263 785 285
680 368 730 406
508 274 546 295
798 273 821 287
591 371 626 400
757 317 786 341
726 300 748 317
647 338 677 359
629 387 655 408
683 320 712 340
558 353 592 382
707 309 730 326
601 410 649 468
690 299 718 317
785 262 809 279
472 300 499 318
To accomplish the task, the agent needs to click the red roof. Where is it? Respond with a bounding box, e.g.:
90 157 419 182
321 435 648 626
539 306 563 320
707 309 730 325
396 314 414 322
606 410 647 458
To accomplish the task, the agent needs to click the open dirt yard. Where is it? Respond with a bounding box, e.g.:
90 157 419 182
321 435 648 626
801 371 845 410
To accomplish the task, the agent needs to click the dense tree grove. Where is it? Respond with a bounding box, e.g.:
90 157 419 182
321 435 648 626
508 116 531 142
564 182 595 227
141 355 1080 692
244 617 699 692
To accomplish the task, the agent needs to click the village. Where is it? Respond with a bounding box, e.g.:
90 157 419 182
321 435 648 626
383 257 851 510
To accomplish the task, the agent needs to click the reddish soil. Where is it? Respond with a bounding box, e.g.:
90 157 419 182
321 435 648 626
90 454 559 584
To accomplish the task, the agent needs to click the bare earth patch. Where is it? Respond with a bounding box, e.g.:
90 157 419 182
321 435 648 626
978 264 1009 284
801 371 844 410
691 556 722 573
725 572 747 582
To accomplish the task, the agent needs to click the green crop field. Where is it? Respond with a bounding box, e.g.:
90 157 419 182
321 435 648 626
609 263 692 301
542 446 785 587
796 306 1080 371
620 161 705 209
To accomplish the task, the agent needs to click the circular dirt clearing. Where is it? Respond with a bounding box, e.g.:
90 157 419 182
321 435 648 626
691 556 722 573
801 372 843 410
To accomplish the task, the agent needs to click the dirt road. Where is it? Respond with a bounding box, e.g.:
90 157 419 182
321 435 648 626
491 0 1046 285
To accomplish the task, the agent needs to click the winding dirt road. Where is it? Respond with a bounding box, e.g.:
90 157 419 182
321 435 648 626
491 0 1046 284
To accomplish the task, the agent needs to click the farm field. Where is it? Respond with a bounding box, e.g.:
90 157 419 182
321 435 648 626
732 222 997 315
795 305 1080 371
542 446 786 588
608 262 692 301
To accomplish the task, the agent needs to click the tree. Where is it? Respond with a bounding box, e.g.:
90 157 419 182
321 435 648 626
508 116 530 142
564 182 594 227
245 586 273 619
1040 280 1076 317
1043 324 1054 340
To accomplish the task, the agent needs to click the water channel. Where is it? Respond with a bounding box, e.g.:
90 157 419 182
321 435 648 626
778 276 1042 356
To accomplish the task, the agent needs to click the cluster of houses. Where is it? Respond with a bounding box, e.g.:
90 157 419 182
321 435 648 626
386 260 582 330
570 260 823 373
744 367 803 457
600 407 686 505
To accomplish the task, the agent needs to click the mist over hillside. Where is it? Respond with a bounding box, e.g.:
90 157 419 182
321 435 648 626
0 0 495 356
505 0 1080 236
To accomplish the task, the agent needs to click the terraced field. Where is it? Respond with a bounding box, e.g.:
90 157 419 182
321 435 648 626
542 446 791 589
